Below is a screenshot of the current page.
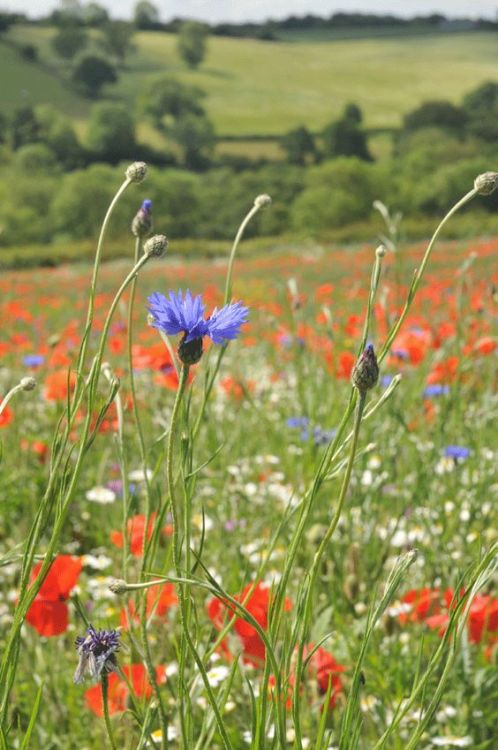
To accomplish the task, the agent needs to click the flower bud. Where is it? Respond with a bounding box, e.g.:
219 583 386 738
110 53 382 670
351 344 379 393
474 171 498 196
178 335 203 366
126 161 147 183
20 376 37 391
108 578 128 595
375 244 387 258
144 234 168 258
254 194 271 209
131 199 153 238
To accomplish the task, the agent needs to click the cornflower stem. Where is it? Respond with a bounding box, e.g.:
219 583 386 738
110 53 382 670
166 364 190 745
291 390 366 745
76 177 131 377
378 187 477 364
0 254 150 721
101 673 118 750
128 238 170 750
190 199 264 445
224 202 261 305
0 382 26 417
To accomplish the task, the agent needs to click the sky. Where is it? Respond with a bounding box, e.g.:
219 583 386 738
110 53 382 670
5 0 498 23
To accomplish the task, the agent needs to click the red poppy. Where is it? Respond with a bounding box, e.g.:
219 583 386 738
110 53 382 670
208 582 292 666
304 644 345 709
43 370 77 401
84 664 166 716
398 588 441 625
110 513 172 557
25 555 82 636
120 582 178 628
0 404 13 428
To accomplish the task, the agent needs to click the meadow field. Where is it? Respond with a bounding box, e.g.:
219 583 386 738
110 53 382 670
4 26 498 137
0 166 497 748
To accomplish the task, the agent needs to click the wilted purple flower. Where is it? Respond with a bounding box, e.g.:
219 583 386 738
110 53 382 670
147 289 248 365
74 625 120 684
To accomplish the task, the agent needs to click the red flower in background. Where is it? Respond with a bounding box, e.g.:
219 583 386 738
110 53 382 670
398 588 441 625
43 370 77 401
208 582 292 666
304 644 345 709
110 513 172 557
0 404 13 428
85 663 166 716
120 582 178 628
25 555 82 636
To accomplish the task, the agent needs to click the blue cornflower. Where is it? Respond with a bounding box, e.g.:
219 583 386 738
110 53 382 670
286 417 309 428
74 625 120 684
381 375 394 388
132 198 153 238
423 384 450 398
23 354 45 368
147 289 248 365
444 445 470 460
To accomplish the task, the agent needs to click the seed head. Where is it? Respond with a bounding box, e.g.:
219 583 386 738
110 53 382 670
144 234 168 258
20 376 37 391
108 578 128 595
254 194 272 209
126 161 147 183
474 171 498 196
351 344 379 393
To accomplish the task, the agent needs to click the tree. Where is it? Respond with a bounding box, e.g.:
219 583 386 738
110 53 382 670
177 21 208 69
134 1 160 30
36 106 82 169
51 24 87 60
84 2 109 26
72 54 117 97
462 82 498 142
403 100 467 135
100 21 135 65
11 106 40 150
322 104 372 161
169 113 215 169
86 103 136 162
281 126 316 165
142 76 205 129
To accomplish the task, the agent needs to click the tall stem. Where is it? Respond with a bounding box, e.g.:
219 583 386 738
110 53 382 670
101 673 118 750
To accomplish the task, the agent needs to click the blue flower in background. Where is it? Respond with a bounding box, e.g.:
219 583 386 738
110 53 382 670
147 290 248 365
444 445 470 460
286 417 309 428
23 354 45 368
381 375 394 387
423 384 450 397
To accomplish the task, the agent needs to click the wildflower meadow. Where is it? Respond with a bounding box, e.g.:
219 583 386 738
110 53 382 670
0 162 497 750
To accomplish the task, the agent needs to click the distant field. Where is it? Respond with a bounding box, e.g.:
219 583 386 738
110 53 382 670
4 26 498 137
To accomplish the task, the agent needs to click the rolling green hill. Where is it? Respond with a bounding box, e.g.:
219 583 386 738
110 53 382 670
4 25 498 139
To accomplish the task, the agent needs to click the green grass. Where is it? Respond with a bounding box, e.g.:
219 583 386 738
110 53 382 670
5 25 498 137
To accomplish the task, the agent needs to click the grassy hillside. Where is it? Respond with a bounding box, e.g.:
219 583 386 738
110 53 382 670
4 25 498 138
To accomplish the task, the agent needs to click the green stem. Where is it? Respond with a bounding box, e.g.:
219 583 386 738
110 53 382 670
101 673 118 750
291 391 366 746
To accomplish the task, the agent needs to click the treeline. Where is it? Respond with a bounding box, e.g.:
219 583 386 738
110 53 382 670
2 6 498 41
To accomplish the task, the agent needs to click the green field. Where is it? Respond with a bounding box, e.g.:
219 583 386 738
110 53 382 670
4 25 498 137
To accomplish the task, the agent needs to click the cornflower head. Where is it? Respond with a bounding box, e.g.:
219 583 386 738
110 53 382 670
147 289 249 365
74 625 120 684
131 199 153 238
